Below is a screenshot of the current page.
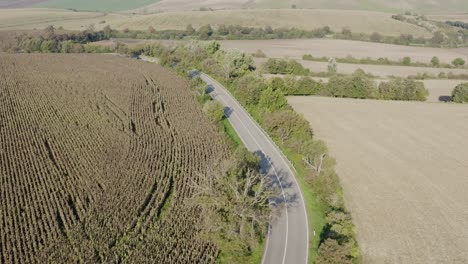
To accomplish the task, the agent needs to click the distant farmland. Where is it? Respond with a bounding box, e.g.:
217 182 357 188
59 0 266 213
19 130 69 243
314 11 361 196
254 57 468 78
0 8 430 37
220 39 468 64
0 53 226 263
289 96 468 264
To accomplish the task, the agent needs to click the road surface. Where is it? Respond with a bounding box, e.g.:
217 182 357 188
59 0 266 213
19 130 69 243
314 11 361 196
200 74 309 264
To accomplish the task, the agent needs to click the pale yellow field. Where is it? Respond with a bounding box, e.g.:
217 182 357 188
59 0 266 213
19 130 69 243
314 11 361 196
221 39 468 64
0 8 430 37
289 96 468 264
0 8 112 30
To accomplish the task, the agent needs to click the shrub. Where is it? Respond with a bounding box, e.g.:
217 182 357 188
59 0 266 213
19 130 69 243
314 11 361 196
327 58 337 74
378 78 428 101
234 74 267 105
431 56 440 67
203 100 225 123
402 56 411 66
451 83 468 103
370 32 382 42
262 58 309 75
452 57 465 67
259 88 288 112
326 70 377 99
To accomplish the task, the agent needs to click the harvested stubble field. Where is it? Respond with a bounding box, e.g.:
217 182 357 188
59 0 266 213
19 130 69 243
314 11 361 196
0 8 429 37
0 8 111 30
288 96 468 264
254 57 468 78
0 53 227 263
221 39 468 64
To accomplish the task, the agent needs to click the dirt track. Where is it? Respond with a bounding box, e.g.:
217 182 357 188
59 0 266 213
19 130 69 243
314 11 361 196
288 96 468 264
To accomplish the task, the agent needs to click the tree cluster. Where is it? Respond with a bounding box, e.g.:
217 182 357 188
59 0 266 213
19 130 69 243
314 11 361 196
262 58 310 75
4 26 110 53
378 78 428 101
452 83 468 103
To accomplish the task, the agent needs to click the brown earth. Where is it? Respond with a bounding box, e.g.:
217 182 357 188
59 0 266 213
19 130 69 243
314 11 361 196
288 96 468 264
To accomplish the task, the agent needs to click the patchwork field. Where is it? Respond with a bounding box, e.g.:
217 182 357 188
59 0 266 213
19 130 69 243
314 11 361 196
288 96 468 264
0 53 226 263
221 39 468 64
0 8 430 37
0 8 109 30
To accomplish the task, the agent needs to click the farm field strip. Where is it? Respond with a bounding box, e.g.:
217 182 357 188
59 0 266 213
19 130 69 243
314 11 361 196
220 39 468 64
0 53 226 263
254 57 468 78
288 96 468 264
0 8 430 37
263 74 467 103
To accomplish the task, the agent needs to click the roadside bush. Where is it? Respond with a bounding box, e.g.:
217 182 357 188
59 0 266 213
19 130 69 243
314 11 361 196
263 110 312 145
233 74 267 105
326 70 377 99
259 88 288 112
451 83 468 103
378 78 428 101
203 100 225 123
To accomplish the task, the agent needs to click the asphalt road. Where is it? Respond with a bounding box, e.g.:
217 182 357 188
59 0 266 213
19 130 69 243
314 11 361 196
200 74 309 264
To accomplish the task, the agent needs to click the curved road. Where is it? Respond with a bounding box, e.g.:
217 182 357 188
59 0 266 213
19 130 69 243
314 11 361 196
200 74 309 264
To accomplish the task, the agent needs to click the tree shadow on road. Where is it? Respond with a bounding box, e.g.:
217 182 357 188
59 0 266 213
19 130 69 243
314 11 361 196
254 150 300 221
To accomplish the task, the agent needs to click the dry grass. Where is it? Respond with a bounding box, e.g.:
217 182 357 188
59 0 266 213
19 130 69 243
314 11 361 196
288 96 468 264
0 8 110 30
221 39 468 64
0 8 430 37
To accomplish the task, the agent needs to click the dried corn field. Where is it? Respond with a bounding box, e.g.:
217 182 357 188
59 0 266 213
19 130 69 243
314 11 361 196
0 53 227 263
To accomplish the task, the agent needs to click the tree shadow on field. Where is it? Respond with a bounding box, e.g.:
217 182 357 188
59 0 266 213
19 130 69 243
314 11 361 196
253 150 299 220
439 95 452 102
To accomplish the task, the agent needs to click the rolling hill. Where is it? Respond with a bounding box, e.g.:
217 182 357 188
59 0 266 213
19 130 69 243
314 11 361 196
1 0 467 13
